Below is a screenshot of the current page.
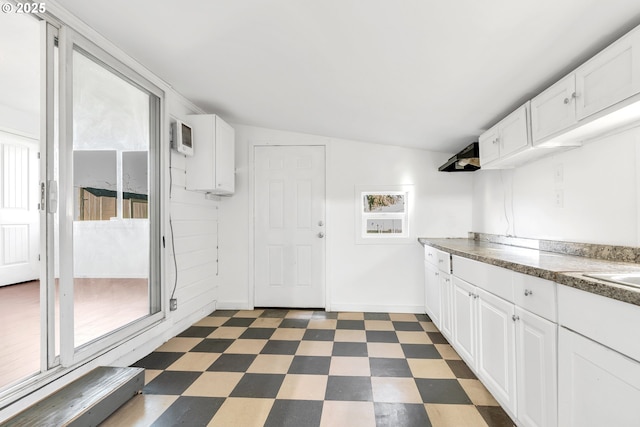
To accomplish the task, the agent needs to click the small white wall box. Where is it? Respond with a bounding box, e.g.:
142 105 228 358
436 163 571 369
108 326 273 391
171 120 194 156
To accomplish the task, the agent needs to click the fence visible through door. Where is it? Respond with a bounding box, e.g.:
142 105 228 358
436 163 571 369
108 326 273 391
254 145 325 308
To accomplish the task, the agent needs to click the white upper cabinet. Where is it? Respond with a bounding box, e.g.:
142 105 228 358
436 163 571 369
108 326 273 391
479 103 531 169
576 28 640 120
185 114 235 195
531 74 577 143
486 23 640 167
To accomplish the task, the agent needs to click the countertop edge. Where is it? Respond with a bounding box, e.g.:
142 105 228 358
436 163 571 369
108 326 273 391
418 237 640 307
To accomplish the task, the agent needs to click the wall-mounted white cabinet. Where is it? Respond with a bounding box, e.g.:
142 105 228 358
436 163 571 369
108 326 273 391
575 28 640 120
479 103 531 169
530 74 578 143
185 114 235 195
483 23 640 168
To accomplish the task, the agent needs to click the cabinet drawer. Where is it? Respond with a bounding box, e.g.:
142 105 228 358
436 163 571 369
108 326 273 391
436 250 451 273
453 256 513 302
558 285 640 362
424 245 438 266
513 273 557 322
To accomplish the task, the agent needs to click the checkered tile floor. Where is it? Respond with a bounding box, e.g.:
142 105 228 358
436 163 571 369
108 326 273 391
101 310 515 427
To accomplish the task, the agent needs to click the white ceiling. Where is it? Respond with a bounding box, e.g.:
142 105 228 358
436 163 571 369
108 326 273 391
53 0 640 152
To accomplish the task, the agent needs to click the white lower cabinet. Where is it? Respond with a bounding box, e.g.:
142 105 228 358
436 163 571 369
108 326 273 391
477 288 517 414
451 256 558 427
424 261 441 328
452 276 477 370
515 307 557 427
559 327 640 427
439 273 453 340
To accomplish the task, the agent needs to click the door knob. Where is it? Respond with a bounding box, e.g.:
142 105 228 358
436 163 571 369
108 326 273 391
318 232 325 238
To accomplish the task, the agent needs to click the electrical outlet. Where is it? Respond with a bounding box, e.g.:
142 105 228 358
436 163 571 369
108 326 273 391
553 164 564 184
170 298 178 311
554 189 564 208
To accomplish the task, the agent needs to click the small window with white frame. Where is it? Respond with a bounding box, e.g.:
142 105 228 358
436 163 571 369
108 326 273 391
356 186 413 244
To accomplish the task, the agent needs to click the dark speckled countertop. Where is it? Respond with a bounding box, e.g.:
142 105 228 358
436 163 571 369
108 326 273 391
418 236 640 307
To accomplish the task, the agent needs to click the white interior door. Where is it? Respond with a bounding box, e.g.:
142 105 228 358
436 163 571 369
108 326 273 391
0 132 40 287
254 145 325 308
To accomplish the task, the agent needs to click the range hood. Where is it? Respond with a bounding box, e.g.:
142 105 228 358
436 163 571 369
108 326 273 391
438 142 480 172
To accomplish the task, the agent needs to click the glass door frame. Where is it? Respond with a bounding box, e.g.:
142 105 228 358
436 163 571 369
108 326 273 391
57 26 164 368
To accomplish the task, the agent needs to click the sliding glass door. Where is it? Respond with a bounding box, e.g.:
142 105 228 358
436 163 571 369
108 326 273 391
58 27 162 365
0 11 163 400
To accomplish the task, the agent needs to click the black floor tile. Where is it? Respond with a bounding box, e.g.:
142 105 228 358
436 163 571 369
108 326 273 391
426 331 449 344
392 321 424 331
239 327 275 339
151 396 224 427
223 317 255 327
260 308 289 318
143 371 201 395
261 340 300 355
264 400 323 427
209 310 238 317
302 329 335 341
364 312 391 320
332 342 368 357
207 353 256 372
337 320 365 330
280 318 310 328
374 402 432 427
325 376 373 401
287 356 331 375
230 373 285 398
370 358 412 377
132 352 184 370
191 338 235 353
366 331 399 343
177 326 217 338
414 314 430 322
476 405 515 427
447 359 477 379
401 344 441 359
312 311 338 319
415 378 472 404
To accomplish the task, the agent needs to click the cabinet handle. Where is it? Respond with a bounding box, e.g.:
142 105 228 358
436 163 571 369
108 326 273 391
427 253 432 257
563 97 570 104
468 292 473 297
435 272 439 276
571 92 578 99
438 259 443 263
445 278 450 283
512 315 520 321
474 294 479 299
524 289 533 296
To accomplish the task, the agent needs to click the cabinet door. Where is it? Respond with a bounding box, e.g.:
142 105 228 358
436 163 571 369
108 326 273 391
424 262 441 328
479 125 500 166
452 276 476 369
558 328 640 427
214 117 235 194
440 273 452 340
499 103 530 158
531 74 577 143
575 28 640 120
476 288 517 414
515 307 557 427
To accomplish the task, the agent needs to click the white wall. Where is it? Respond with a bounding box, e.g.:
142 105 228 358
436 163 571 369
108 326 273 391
218 124 474 312
472 125 640 246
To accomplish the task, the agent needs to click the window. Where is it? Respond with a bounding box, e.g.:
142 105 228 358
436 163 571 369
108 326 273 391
355 185 413 244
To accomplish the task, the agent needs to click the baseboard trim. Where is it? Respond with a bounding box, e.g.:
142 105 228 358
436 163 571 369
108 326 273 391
329 303 425 314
